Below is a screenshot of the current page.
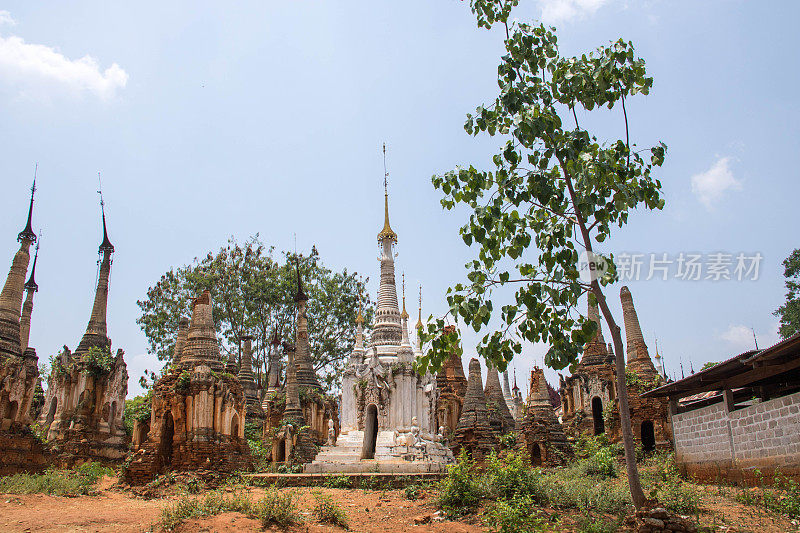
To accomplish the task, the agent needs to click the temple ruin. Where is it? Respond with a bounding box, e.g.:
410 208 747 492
559 288 672 452
124 290 251 483
452 358 498 461
0 183 47 474
517 367 573 467
434 328 468 437
484 365 515 434
262 266 338 465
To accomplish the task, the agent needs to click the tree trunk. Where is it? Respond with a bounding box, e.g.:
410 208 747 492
594 283 647 509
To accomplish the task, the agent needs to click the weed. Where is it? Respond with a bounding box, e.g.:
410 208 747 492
159 488 298 531
0 462 114 497
576 515 624 533
324 475 352 489
484 449 541 500
436 450 485 517
312 490 349 529
483 495 549 533
404 483 422 500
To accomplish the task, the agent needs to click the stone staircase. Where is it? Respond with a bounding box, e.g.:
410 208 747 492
304 430 454 473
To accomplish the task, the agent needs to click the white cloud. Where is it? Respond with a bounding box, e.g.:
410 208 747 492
0 11 16 26
719 323 779 352
690 156 742 210
539 0 609 25
0 32 128 101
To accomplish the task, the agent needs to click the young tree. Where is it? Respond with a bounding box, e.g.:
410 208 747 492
418 0 666 508
774 249 800 339
136 235 373 392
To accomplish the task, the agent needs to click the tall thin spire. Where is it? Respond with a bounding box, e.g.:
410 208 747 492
401 273 409 320
0 175 37 361
19 237 40 353
415 286 423 331
18 169 37 244
24 237 39 293
620 286 657 379
293 257 322 390
76 187 114 354
97 173 114 255
371 144 402 351
377 143 397 243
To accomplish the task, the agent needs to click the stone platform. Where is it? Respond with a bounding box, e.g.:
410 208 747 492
304 430 454 474
244 471 444 488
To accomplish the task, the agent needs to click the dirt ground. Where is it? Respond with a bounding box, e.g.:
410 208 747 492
0 476 798 533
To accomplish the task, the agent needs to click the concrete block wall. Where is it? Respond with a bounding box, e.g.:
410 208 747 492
671 390 800 483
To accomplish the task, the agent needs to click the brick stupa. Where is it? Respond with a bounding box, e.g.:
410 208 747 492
453 358 498 460
517 367 573 466
125 290 251 484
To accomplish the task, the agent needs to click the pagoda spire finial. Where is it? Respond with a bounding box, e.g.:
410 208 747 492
377 143 398 243
415 285 423 330
401 272 409 319
97 173 114 255
18 165 37 243
293 256 308 303
356 293 364 325
24 235 40 293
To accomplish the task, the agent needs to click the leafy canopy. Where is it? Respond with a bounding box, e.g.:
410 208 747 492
417 0 666 374
136 235 373 392
774 248 800 339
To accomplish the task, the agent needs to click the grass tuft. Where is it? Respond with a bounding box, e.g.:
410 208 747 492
0 462 114 497
312 490 349 529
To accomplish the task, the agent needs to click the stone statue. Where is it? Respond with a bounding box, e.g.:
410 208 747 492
327 419 336 446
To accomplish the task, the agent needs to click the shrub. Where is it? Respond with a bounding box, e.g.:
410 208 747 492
404 483 422 500
123 392 152 436
655 480 701 515
537 468 631 515
0 463 114 497
483 495 549 533
484 449 541 500
160 488 298 531
312 491 349 529
252 488 300 528
576 515 624 533
324 475 353 489
582 446 617 478
436 450 485 517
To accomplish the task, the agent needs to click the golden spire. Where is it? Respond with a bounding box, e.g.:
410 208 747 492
415 285 423 330
401 273 409 319
377 143 398 243
356 296 364 325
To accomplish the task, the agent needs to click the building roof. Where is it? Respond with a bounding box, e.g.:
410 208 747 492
643 332 800 399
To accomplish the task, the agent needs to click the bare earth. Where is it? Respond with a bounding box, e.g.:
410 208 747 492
0 476 798 533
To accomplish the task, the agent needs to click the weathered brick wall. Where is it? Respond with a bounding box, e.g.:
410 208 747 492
672 391 800 483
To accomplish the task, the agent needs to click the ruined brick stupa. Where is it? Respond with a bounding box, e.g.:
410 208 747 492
262 265 338 466
484 365 516 435
125 290 251 483
517 367 573 466
0 182 47 474
435 328 468 436
452 358 498 461
307 151 453 472
38 197 129 465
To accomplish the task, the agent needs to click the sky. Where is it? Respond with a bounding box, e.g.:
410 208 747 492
0 0 798 400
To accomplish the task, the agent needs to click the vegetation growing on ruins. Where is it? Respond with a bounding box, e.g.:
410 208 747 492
417 0 667 508
83 346 115 376
136 236 374 391
122 391 152 436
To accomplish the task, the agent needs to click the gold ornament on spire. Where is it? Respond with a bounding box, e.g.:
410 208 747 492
401 273 409 319
356 296 364 325
377 143 398 243
415 285 423 330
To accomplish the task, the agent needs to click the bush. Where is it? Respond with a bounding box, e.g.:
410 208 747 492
582 446 617 478
655 480 702 515
0 463 114 497
576 515 624 533
484 449 541 500
312 491 349 529
483 495 549 533
537 468 632 515
160 488 299 531
123 392 152 436
324 475 353 489
404 483 422 500
734 471 800 519
252 488 300 528
436 450 485 517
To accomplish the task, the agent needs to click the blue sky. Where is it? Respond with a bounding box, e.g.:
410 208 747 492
0 1 797 399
